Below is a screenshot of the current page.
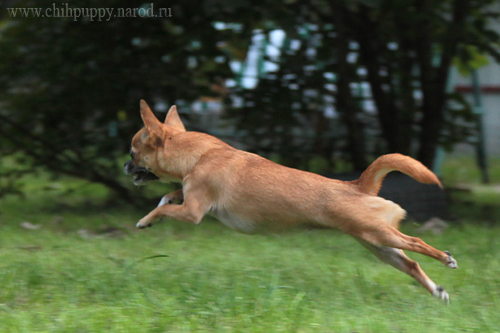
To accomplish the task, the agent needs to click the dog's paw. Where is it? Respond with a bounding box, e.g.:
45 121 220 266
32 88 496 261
158 196 173 207
444 251 458 269
136 218 153 229
433 286 450 304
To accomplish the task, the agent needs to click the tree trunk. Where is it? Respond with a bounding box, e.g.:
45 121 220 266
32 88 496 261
415 0 468 168
355 6 412 155
331 3 369 171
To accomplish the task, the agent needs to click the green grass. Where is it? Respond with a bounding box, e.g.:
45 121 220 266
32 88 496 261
440 155 500 185
1 156 500 332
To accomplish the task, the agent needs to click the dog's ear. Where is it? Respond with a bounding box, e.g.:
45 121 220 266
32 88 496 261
140 100 164 146
164 105 186 132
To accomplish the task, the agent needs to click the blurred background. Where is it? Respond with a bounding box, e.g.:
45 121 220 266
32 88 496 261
2 1 500 331
0 0 500 213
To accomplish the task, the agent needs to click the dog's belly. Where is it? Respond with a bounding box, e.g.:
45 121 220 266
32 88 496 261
209 206 316 234
209 208 261 234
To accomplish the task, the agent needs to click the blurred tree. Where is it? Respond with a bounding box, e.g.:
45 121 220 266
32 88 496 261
1 0 499 201
226 0 500 169
0 0 233 201
329 0 500 167
224 4 371 170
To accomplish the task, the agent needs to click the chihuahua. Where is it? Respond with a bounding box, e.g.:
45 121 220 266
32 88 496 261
125 100 457 302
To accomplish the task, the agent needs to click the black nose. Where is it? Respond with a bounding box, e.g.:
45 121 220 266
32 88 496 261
123 160 136 175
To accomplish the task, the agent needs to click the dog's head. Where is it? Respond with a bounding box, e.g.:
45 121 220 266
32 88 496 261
124 100 186 185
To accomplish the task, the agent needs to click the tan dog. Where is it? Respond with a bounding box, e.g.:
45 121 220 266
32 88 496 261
125 100 457 302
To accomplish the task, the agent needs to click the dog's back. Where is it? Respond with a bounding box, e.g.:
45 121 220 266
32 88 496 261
129 100 456 302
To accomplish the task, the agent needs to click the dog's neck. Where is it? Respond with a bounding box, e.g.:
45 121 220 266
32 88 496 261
155 131 231 181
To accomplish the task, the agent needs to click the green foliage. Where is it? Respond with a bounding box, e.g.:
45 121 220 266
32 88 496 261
453 46 491 76
1 0 500 197
226 0 500 167
0 0 233 200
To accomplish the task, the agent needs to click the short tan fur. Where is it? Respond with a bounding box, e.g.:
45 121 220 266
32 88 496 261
127 100 457 303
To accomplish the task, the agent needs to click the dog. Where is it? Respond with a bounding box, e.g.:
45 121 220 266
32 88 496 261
125 100 457 303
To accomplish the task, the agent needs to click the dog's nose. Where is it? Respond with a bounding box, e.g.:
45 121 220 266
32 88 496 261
124 160 135 174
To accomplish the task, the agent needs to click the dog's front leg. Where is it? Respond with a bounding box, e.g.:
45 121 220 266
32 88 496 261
158 189 184 207
136 204 199 228
137 184 211 228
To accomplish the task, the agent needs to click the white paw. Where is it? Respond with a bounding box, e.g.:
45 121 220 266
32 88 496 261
158 196 172 207
445 251 458 269
447 258 458 269
136 219 152 229
433 286 450 304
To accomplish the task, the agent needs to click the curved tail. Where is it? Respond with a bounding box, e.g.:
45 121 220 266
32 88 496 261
353 153 442 196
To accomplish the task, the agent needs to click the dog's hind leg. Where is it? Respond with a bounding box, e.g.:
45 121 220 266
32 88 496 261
355 238 450 303
350 223 457 269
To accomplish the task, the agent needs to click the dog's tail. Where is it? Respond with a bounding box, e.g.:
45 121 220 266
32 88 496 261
353 153 442 196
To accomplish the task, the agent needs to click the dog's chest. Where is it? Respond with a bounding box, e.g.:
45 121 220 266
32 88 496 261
209 207 259 234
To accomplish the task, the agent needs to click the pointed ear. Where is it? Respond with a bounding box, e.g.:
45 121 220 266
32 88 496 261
140 100 164 146
164 105 186 132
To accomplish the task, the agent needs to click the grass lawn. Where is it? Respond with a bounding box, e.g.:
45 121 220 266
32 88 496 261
1 156 500 332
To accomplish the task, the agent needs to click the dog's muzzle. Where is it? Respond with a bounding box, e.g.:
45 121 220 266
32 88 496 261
124 160 159 185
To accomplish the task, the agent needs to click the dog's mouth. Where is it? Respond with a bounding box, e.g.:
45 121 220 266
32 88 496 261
124 160 159 185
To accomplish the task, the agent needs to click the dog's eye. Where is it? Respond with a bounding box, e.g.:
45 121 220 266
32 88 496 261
130 150 136 159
